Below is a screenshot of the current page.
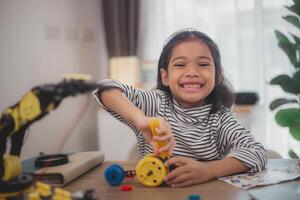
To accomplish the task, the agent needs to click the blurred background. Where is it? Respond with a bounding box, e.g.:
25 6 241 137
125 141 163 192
0 0 297 160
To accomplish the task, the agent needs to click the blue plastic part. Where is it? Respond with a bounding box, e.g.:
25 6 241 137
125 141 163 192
188 194 201 200
104 164 125 186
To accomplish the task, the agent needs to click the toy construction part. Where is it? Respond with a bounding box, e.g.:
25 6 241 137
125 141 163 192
135 154 167 187
104 164 136 186
189 194 201 200
0 174 33 197
149 118 169 159
121 185 132 191
34 154 69 168
1 180 96 200
1 155 22 181
105 119 169 187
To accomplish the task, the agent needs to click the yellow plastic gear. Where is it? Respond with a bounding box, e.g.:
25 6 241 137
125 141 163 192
136 154 167 187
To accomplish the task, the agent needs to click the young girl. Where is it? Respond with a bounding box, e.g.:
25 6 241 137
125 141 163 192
93 29 267 187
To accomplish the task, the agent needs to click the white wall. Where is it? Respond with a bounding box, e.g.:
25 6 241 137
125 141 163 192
0 0 109 159
97 111 137 161
235 105 267 147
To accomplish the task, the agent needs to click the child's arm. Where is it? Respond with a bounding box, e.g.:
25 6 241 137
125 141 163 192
94 79 160 117
100 88 175 155
164 156 248 187
164 108 267 187
100 88 145 127
218 110 268 173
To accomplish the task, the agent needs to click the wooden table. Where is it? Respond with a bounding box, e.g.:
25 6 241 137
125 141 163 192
64 159 300 200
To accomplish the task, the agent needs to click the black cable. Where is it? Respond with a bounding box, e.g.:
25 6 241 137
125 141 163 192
34 154 69 168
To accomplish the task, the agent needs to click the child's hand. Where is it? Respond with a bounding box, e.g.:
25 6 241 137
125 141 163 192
151 117 176 156
133 116 175 156
164 157 217 187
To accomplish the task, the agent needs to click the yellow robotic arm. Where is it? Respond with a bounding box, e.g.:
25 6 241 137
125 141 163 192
0 77 98 184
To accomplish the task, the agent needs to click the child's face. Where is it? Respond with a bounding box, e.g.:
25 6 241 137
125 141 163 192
160 39 215 108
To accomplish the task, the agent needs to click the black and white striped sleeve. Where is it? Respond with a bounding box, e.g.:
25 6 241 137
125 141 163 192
92 79 160 126
218 109 267 172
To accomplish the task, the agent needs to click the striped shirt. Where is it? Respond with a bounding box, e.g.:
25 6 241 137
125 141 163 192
93 79 267 172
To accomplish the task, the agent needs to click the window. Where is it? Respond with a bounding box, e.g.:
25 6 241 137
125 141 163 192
137 0 296 157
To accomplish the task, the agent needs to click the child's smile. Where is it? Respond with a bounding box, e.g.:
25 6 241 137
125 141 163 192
161 39 215 108
179 80 204 93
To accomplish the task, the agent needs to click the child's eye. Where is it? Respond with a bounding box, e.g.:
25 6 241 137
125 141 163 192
174 63 185 67
198 63 210 67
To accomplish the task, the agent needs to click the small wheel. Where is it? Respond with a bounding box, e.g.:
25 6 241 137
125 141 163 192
136 155 167 187
104 164 125 186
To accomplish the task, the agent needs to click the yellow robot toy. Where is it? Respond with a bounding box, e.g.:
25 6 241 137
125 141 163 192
104 118 172 187
0 75 98 199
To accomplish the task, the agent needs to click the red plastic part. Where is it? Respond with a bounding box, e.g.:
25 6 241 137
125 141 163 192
121 185 133 191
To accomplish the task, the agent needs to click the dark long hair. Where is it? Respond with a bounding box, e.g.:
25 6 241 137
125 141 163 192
157 29 235 113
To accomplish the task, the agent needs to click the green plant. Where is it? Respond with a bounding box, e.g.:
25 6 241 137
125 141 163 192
269 0 300 158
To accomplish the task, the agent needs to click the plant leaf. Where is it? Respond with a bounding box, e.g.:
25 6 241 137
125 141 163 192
290 122 300 141
291 33 300 44
269 98 298 111
275 30 292 44
285 1 300 16
278 42 298 67
275 31 298 67
270 74 300 94
275 108 300 127
283 15 300 29
288 149 299 158
290 33 300 68
293 70 300 86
